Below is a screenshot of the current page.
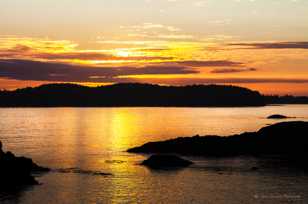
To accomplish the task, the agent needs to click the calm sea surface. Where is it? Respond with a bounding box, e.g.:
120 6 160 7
1 105 308 203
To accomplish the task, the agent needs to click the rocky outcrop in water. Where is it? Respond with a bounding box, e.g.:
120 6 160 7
128 122 308 165
141 155 193 169
0 142 49 189
267 114 290 119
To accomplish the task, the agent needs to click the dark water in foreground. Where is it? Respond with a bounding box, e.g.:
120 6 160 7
0 105 308 203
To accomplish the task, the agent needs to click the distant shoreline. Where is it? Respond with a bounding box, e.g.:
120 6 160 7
0 104 307 108
0 83 307 107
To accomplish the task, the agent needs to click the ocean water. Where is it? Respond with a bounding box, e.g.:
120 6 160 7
0 105 308 203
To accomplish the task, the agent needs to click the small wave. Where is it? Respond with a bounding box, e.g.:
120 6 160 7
53 168 112 176
105 160 126 164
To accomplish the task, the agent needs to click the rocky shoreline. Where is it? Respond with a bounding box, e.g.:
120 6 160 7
128 121 308 168
0 142 49 189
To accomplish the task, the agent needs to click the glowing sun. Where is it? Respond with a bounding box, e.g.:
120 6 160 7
116 50 130 57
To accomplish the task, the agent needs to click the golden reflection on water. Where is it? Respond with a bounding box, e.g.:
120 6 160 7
1 105 308 168
109 109 139 151
1 106 308 203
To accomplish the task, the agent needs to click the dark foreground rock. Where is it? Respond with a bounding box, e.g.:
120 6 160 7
0 142 49 189
142 155 193 169
128 121 308 166
267 114 290 119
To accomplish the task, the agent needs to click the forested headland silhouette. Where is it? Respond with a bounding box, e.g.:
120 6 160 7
0 83 307 107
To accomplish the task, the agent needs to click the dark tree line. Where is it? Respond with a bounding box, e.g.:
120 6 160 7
0 83 266 107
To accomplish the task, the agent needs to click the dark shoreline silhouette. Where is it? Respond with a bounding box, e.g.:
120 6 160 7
0 83 307 107
265 95 308 104
0 83 266 107
128 121 308 168
0 142 49 189
1 83 307 107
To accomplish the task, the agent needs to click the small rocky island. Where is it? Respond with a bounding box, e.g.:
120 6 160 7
0 142 49 189
267 114 290 119
128 121 308 167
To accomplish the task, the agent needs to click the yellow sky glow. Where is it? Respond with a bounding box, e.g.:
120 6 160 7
1 0 308 95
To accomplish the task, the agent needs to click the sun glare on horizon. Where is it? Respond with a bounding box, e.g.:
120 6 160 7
115 50 131 58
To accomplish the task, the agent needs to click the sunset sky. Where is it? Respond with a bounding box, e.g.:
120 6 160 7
1 0 308 95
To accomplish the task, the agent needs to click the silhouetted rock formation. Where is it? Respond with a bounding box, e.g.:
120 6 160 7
128 122 308 165
141 155 193 169
0 83 265 107
267 114 289 119
0 142 49 189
